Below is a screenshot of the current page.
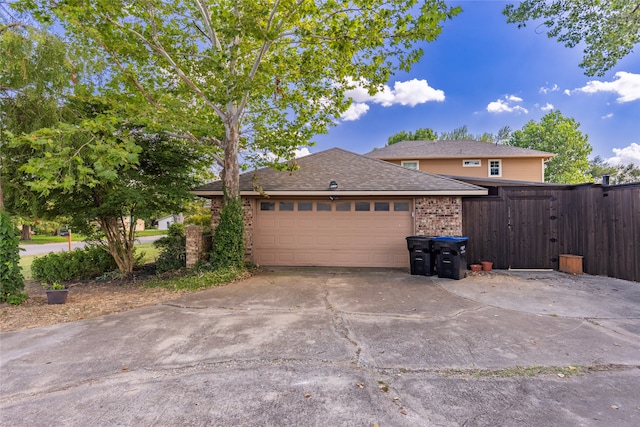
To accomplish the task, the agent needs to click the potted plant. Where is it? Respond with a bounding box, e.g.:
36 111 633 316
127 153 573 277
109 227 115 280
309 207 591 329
44 282 69 304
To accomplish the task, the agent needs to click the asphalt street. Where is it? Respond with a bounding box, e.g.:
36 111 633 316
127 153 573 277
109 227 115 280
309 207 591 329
19 235 163 256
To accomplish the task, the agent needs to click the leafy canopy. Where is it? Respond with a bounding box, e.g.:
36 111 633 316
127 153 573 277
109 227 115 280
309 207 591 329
504 1 640 76
17 0 462 195
507 110 592 184
387 125 512 145
7 96 214 273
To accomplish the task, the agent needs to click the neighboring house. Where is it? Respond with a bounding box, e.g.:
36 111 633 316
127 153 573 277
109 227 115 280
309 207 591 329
157 214 184 231
122 217 145 232
365 140 555 182
192 148 486 268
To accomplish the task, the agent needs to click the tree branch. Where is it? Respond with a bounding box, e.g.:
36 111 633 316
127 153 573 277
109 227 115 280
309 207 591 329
193 0 222 50
102 11 225 119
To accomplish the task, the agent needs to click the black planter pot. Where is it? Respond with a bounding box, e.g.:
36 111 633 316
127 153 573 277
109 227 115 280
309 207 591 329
46 289 69 304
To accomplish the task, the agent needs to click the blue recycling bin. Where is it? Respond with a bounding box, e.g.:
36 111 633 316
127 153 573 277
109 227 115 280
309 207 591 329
406 236 435 276
433 236 468 280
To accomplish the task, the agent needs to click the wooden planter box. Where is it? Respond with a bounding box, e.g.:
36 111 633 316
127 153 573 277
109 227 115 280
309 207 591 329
559 254 583 275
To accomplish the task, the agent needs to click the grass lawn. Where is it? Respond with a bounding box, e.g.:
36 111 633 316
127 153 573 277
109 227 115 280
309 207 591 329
20 229 167 245
19 242 161 281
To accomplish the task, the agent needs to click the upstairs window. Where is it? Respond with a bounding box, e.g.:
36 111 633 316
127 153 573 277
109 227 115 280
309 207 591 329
489 160 502 177
463 159 481 167
401 160 419 170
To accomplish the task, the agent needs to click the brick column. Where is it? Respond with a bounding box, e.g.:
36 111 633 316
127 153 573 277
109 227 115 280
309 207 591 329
185 225 205 268
414 196 463 236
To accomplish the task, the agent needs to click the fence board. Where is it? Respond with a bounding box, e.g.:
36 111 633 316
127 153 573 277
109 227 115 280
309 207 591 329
463 183 639 282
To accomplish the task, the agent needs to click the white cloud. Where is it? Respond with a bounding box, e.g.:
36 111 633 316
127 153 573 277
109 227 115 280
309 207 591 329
487 99 512 113
601 113 614 119
294 148 311 158
343 77 445 113
540 84 559 94
540 103 554 112
262 147 312 162
575 71 640 103
607 142 640 166
564 89 572 96
341 102 370 121
486 96 529 114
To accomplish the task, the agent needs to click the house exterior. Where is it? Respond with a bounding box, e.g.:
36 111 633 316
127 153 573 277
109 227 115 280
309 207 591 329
157 214 184 231
192 148 487 268
365 140 555 182
121 217 145 232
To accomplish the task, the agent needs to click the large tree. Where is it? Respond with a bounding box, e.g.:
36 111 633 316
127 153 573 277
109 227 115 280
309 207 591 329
7 97 213 274
507 110 592 184
504 1 640 76
18 0 460 196
0 18 73 238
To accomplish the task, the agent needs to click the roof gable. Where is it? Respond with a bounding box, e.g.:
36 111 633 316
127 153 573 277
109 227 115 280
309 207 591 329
365 140 555 159
193 147 486 196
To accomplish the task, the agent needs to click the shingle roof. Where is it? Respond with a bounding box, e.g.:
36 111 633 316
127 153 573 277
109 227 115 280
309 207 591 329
192 147 487 196
365 140 555 159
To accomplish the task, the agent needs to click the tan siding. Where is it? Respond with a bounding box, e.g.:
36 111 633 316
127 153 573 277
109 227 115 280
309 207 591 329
385 158 545 182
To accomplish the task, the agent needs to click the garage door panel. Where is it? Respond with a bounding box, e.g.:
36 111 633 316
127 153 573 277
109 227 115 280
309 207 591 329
255 199 412 268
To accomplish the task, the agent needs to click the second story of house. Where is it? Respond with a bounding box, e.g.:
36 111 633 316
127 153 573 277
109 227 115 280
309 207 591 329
365 140 555 182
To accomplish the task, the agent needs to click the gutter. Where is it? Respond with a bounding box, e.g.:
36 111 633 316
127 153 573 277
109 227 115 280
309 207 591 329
191 189 489 197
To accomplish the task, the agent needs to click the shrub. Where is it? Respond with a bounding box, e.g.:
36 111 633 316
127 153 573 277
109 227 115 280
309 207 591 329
0 211 28 305
210 194 244 269
31 245 118 284
184 214 212 233
153 223 186 273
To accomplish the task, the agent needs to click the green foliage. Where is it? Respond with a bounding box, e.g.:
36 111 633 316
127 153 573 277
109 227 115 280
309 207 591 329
6 96 212 274
0 211 28 305
507 111 592 184
184 214 212 233
145 265 246 292
211 195 245 269
153 223 186 274
388 128 438 145
504 1 640 76
589 156 640 184
387 125 512 145
31 245 118 284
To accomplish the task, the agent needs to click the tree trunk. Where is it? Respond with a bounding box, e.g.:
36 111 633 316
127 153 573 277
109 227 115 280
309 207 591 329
99 217 135 274
222 119 241 200
21 224 32 241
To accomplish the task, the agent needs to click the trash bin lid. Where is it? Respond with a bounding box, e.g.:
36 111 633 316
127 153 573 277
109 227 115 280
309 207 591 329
432 236 468 242
406 236 433 241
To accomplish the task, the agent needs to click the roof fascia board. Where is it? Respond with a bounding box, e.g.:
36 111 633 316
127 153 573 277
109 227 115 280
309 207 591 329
192 190 488 197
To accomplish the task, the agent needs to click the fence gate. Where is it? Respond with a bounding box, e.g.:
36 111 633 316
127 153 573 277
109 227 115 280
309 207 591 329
507 196 558 269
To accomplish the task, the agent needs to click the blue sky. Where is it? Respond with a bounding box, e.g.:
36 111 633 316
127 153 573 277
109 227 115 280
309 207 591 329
310 1 640 166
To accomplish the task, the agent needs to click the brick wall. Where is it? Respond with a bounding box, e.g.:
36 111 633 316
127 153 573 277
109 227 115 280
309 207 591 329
185 225 212 268
414 196 463 236
206 196 254 262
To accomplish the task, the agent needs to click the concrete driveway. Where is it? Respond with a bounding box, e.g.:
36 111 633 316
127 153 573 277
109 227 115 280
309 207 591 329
1 268 639 426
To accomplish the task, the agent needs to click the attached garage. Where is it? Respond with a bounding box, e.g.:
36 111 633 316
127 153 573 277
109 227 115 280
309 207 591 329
192 148 487 268
254 198 413 267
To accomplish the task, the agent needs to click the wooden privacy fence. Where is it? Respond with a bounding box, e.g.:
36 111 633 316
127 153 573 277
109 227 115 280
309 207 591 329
462 182 640 283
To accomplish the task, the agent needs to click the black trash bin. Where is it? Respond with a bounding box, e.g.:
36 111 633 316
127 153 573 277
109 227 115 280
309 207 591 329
406 236 435 276
433 236 468 280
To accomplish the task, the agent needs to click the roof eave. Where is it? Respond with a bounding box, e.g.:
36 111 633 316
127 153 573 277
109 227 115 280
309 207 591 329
371 154 555 160
192 189 488 197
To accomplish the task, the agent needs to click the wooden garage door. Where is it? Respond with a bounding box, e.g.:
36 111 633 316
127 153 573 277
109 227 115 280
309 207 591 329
254 199 413 267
